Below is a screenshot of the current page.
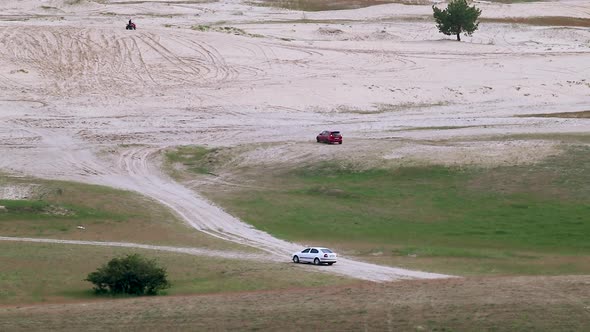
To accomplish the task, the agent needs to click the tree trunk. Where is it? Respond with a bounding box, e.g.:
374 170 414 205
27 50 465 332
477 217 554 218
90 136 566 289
456 33 461 41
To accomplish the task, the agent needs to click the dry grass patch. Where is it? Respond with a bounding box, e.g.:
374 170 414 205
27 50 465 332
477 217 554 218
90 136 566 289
482 16 590 28
248 0 431 12
518 110 590 119
1 275 589 331
0 241 352 305
497 133 590 144
112 0 215 4
0 175 248 251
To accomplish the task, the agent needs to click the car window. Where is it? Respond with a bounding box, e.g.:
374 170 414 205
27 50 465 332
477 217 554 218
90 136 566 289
311 249 319 254
320 249 333 253
302 248 310 253
331 132 341 136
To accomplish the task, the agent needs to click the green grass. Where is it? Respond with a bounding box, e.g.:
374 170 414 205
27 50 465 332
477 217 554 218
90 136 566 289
164 145 215 175
229 166 589 251
0 175 247 250
200 145 590 275
0 241 352 305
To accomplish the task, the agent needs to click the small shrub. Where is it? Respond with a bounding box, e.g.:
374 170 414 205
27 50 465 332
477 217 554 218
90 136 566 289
86 254 170 295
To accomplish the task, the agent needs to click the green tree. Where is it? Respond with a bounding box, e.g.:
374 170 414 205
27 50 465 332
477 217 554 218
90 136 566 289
432 0 482 41
86 254 170 295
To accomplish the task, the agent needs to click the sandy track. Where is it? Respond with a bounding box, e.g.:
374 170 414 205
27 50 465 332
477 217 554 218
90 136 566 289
0 236 268 261
1 0 590 282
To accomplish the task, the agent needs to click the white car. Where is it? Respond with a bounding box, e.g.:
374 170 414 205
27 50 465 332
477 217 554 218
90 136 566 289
292 247 337 265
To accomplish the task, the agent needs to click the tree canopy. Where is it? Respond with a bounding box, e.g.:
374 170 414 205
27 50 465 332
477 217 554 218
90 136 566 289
432 0 482 41
86 253 170 296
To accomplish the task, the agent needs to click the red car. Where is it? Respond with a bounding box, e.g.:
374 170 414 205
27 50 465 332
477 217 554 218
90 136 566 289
316 131 342 144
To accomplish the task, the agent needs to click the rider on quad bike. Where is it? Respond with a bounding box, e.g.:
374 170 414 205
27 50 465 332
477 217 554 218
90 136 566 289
126 19 136 30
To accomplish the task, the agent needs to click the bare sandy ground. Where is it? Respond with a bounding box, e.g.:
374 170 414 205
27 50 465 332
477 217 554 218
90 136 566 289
0 0 589 281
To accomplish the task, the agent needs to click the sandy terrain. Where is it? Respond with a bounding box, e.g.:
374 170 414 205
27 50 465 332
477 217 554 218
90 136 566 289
0 0 589 281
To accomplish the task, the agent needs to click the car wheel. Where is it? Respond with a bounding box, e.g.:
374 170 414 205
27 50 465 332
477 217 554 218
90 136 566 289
313 258 320 265
293 256 299 263
339 141 342 144
316 138 320 143
328 262 334 265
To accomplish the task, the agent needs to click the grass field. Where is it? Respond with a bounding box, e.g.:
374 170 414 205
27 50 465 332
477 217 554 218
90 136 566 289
0 241 351 305
169 143 590 276
0 175 353 305
0 175 248 251
2 275 588 331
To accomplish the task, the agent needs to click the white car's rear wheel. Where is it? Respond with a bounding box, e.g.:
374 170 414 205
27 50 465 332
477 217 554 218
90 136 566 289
293 256 300 263
313 258 320 265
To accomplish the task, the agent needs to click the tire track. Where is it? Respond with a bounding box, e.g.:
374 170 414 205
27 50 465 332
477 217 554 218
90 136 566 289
0 236 270 261
0 26 252 96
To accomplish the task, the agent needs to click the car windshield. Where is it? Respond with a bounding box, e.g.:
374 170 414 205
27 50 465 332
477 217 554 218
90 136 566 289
320 249 333 253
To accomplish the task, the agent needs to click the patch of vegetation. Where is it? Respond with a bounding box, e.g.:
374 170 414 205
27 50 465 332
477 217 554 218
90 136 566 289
1 274 588 331
164 145 217 175
0 198 125 233
0 175 244 250
481 16 590 28
191 25 263 38
390 125 478 132
203 146 590 275
337 102 448 114
247 0 430 12
499 133 590 144
86 254 170 295
517 110 590 119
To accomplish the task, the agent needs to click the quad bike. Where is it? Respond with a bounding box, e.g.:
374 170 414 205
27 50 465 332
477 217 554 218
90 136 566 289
126 22 136 30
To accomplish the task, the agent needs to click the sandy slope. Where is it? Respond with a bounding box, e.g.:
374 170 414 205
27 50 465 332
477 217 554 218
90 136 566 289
0 0 589 281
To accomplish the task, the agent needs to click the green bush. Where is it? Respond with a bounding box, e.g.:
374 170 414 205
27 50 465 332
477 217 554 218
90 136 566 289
85 254 170 295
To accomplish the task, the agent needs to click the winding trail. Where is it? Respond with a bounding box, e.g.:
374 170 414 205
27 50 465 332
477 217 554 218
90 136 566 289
90 144 452 282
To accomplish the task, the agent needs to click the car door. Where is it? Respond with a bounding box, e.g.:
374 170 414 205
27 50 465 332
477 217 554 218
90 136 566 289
299 248 311 262
309 248 320 262
319 131 327 142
